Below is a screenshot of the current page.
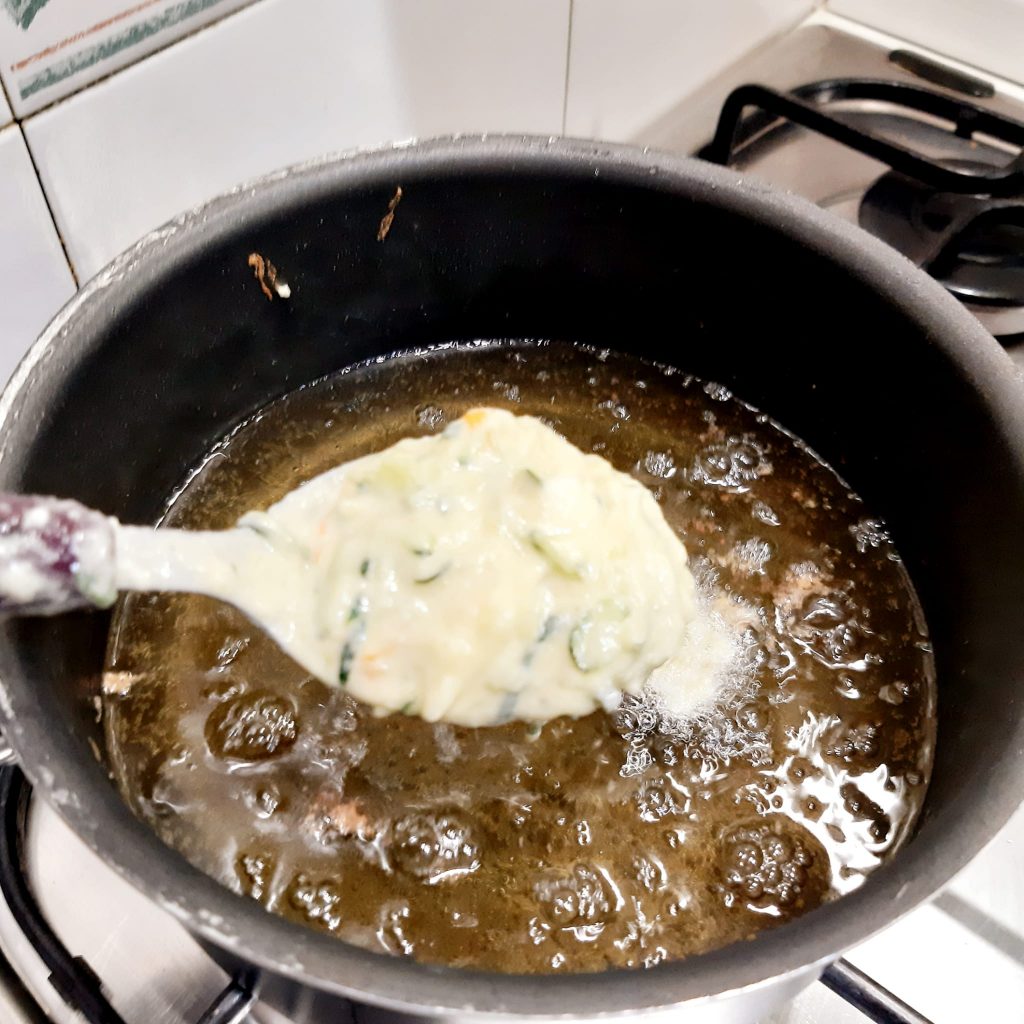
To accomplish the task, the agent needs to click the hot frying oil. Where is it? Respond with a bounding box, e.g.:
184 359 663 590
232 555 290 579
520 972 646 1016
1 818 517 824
104 342 936 973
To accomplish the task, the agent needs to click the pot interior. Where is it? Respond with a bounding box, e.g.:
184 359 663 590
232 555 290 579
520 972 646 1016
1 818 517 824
0 141 1022 1010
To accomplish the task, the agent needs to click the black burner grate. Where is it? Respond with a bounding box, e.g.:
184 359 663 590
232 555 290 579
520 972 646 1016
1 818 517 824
703 80 1024 195
701 80 1024 333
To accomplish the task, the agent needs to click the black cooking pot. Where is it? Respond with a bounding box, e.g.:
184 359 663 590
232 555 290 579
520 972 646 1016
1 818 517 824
0 136 1021 1023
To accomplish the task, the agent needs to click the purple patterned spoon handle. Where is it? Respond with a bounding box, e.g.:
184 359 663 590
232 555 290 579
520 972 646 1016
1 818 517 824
0 494 118 615
0 494 266 619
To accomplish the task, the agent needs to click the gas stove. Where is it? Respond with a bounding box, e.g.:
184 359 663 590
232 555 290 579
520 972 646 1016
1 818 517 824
0 15 1022 1024
702 79 1024 337
640 13 1024 362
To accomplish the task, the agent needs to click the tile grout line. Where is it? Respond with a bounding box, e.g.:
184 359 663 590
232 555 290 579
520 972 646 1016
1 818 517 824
17 126 79 289
0 26 78 297
560 0 573 135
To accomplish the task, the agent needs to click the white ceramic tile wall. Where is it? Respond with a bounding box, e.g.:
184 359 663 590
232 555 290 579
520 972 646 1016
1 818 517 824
0 0 259 119
0 81 10 125
829 0 1024 87
0 124 75 384
565 0 815 142
24 0 570 282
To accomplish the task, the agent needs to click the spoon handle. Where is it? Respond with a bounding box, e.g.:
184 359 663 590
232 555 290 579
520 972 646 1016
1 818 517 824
0 493 277 621
0 494 117 615
114 523 267 601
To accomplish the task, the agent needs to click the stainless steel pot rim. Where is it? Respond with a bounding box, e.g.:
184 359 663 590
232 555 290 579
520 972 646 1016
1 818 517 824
1 133 1023 1017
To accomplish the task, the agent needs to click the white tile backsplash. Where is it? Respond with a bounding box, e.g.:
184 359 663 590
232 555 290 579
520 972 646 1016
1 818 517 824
0 0 259 118
0 80 10 124
24 0 570 281
829 0 1024 87
565 0 815 142
0 124 75 384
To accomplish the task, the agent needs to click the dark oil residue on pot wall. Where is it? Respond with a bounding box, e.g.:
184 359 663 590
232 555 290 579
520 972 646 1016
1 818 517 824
103 342 936 974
